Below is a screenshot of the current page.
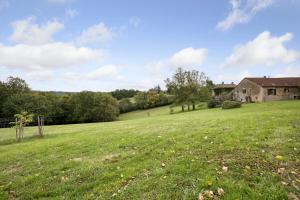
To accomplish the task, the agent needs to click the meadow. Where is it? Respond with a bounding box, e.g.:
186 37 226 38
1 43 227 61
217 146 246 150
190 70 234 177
0 101 299 199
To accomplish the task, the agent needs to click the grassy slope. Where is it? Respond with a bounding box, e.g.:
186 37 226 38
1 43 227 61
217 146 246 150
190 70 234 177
0 101 299 199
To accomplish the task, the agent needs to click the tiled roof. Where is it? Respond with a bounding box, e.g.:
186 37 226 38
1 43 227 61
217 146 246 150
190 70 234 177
245 77 300 87
213 83 236 89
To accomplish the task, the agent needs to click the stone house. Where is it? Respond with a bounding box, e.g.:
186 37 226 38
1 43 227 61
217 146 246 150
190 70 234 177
212 82 236 100
232 77 300 102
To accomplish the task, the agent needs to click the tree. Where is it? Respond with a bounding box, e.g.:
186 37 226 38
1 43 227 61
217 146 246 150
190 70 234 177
5 76 30 94
119 98 136 113
165 68 189 111
111 89 139 100
165 68 211 111
186 70 209 110
147 90 159 108
70 92 119 123
10 111 33 141
134 92 148 109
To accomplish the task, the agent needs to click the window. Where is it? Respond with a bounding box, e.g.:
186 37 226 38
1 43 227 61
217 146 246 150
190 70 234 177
284 88 289 93
267 89 276 95
242 88 246 94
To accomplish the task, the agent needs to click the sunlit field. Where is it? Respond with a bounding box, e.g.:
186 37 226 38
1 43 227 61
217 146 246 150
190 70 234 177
0 101 299 199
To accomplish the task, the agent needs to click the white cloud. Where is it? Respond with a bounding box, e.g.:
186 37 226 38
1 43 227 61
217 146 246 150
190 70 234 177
65 8 79 18
129 16 141 27
168 47 207 69
10 16 64 45
0 43 104 71
27 70 53 81
87 65 121 80
276 66 300 77
76 22 113 45
216 70 251 83
223 31 299 68
217 0 273 31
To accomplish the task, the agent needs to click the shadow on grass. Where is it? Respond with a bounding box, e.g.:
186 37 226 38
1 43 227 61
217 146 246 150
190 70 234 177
0 134 56 146
169 104 208 115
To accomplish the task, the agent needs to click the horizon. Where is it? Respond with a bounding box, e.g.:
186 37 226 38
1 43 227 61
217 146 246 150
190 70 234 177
0 0 300 92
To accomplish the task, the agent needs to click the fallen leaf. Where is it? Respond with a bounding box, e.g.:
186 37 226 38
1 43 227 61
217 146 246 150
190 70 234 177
206 180 213 187
198 193 204 200
222 166 228 172
277 168 285 174
281 181 288 186
203 190 214 198
276 155 284 161
217 187 225 196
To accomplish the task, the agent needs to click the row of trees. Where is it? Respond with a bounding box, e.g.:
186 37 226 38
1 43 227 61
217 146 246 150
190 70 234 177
165 68 213 111
118 87 174 113
0 77 119 124
110 89 139 100
0 68 213 125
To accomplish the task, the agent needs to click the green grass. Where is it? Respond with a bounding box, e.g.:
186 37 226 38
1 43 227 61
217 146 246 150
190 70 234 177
0 101 299 199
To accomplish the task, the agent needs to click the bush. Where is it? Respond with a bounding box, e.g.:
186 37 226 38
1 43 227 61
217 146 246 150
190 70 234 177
222 100 242 109
207 100 222 108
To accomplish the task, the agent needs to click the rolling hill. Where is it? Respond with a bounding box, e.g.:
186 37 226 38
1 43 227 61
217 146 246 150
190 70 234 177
0 101 299 199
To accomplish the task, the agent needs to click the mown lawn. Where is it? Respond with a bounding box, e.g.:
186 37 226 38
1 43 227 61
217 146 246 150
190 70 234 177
0 101 299 199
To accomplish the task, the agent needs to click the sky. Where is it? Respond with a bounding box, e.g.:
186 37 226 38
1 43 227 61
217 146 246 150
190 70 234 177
0 0 299 91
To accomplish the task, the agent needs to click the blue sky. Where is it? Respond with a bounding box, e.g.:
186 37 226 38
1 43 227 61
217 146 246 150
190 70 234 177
0 0 299 91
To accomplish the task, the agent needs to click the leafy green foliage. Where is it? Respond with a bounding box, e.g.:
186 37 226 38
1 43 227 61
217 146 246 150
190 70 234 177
207 99 222 108
111 89 139 100
222 100 242 109
0 77 120 124
9 111 33 141
119 98 136 113
70 92 119 123
165 68 212 111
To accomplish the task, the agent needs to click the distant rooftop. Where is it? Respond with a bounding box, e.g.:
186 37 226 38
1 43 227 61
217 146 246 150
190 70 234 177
213 82 236 89
245 77 300 87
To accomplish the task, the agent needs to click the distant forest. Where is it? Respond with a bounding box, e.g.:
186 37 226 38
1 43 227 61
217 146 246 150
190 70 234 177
0 68 214 126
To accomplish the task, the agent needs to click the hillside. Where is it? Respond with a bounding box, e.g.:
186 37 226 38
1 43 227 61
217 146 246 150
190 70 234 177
0 101 299 199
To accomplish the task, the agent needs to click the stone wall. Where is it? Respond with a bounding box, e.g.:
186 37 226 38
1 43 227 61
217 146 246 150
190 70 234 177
263 87 300 101
233 79 263 102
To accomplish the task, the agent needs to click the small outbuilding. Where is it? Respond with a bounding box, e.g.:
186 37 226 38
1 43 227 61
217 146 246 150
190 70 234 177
232 77 300 102
212 82 236 100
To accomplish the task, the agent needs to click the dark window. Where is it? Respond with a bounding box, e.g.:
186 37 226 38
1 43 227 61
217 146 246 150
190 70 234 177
284 88 289 93
242 88 246 94
268 89 276 95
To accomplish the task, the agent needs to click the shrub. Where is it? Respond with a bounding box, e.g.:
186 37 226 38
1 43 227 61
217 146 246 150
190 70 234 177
222 100 242 109
207 100 222 108
169 108 174 114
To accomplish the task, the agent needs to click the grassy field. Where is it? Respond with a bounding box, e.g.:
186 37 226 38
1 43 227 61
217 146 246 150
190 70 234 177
0 101 299 199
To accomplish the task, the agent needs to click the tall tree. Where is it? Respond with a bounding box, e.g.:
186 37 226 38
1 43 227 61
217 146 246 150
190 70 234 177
165 68 189 111
134 92 148 109
165 68 211 111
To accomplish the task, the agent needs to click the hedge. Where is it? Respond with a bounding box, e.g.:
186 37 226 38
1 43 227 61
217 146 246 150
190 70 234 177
222 100 242 109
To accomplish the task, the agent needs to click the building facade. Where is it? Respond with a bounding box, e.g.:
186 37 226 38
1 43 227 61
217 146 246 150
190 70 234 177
212 82 236 100
233 77 300 102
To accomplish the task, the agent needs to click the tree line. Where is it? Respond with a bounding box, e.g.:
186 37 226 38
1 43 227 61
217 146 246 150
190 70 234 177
0 68 214 126
0 77 119 124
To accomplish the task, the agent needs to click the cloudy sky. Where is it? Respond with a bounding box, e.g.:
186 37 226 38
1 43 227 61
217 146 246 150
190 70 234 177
0 0 299 91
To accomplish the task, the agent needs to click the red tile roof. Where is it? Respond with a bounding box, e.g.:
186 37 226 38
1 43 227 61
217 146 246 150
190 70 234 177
245 77 300 87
